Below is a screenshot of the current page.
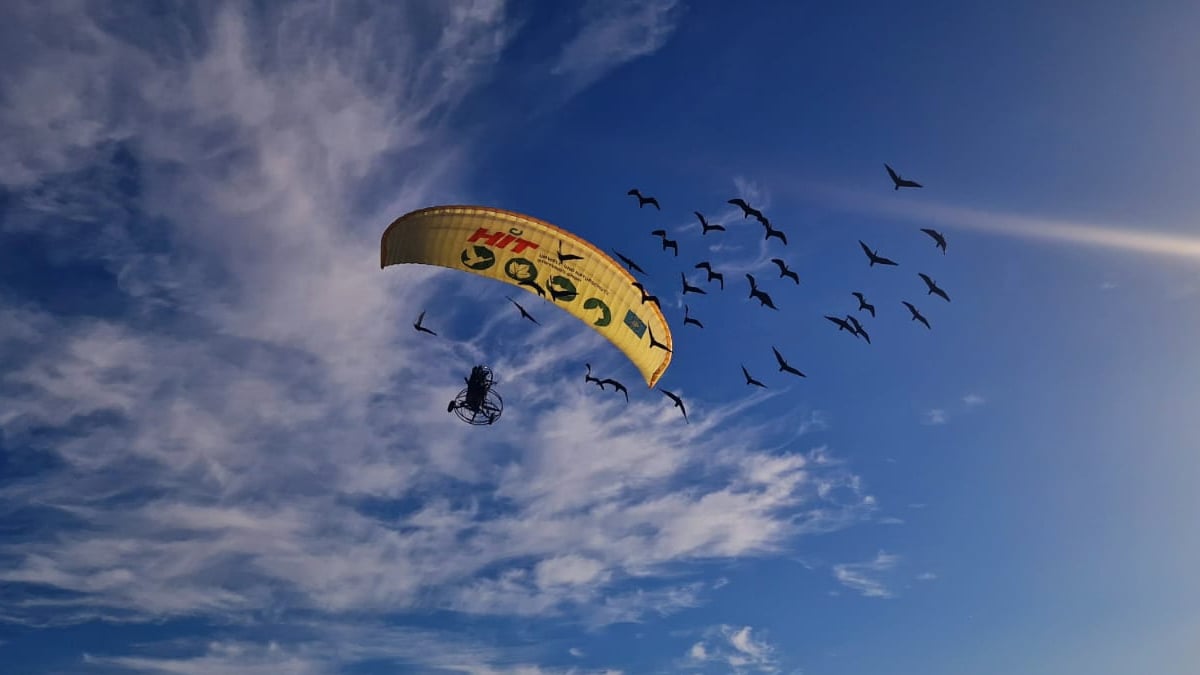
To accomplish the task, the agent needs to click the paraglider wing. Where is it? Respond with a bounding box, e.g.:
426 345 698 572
381 205 673 387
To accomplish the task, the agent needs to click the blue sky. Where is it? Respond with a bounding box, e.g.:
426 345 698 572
2 1 1199 673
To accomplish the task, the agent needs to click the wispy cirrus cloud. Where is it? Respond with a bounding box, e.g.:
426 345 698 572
922 408 949 425
832 551 900 598
922 392 985 425
81 622 625 675
551 0 682 94
685 624 781 674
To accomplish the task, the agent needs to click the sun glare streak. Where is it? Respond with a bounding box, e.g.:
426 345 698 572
805 183 1200 262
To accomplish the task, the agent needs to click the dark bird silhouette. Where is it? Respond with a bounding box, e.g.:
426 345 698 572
918 273 951 302
859 240 899 267
549 285 575 302
846 315 871 344
770 258 800 284
746 274 779 310
825 315 854 332
556 240 583 264
659 388 689 423
413 310 437 336
612 250 647 276
518 278 546 298
885 163 923 190
651 229 679 256
631 282 661 307
683 304 704 328
852 292 876 317
772 346 806 378
728 198 765 221
584 363 603 388
695 211 725 235
694 261 724 289
505 296 539 325
598 378 629 402
628 188 661 209
681 272 707 296
647 325 672 353
741 364 767 388
902 301 931 329
762 220 788 245
920 228 947 254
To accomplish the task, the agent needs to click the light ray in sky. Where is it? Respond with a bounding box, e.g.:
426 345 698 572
806 182 1200 262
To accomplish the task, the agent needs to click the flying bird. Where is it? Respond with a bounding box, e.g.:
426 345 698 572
772 346 806 378
556 240 583 264
598 378 629 402
584 363 603 388
859 240 899 267
681 272 707 296
647 326 672 353
846 315 871 344
518 278 546 298
631 282 661 307
695 211 725 235
413 310 437 336
628 188 661 209
852 292 876 317
920 228 947 254
770 258 800 284
651 229 679 256
728 198 765 221
659 388 689 423
683 304 704 328
741 364 767 388
825 315 854 332
612 250 647 276
694 261 724 289
902 301 931 329
918 273 951 302
505 296 539 325
762 220 788 245
885 163 923 190
746 274 779 310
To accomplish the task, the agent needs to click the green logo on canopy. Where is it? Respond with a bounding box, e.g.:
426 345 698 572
504 257 538 282
584 298 611 326
623 309 647 338
460 246 496 270
548 275 577 302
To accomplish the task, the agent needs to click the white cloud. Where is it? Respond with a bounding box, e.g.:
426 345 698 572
80 623 623 675
535 555 609 588
551 0 682 93
832 551 899 599
916 572 938 581
922 408 949 425
569 647 584 658
962 393 986 407
685 624 780 673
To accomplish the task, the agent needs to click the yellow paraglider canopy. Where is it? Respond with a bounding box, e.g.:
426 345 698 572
381 205 673 387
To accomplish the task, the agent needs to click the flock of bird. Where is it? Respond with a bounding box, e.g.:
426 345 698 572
414 164 952 424
614 164 952 422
